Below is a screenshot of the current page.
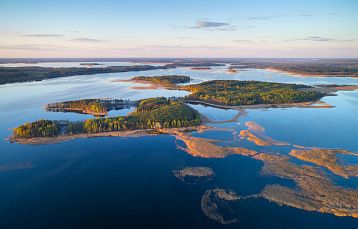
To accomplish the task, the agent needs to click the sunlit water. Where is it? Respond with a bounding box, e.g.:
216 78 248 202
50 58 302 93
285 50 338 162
0 64 357 228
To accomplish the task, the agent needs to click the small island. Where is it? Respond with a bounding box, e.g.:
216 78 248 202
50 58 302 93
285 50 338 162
131 75 191 87
46 99 134 116
191 67 212 70
79 63 102 66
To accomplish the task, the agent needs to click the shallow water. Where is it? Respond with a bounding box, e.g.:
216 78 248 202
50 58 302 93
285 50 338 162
0 64 357 228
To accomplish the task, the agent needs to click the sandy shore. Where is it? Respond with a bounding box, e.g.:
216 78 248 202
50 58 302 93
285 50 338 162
11 129 157 145
10 125 215 145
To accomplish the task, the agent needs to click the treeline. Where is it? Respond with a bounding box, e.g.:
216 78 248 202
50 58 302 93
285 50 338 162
0 65 171 85
182 80 324 106
132 75 191 87
13 98 202 138
230 61 358 77
13 120 60 138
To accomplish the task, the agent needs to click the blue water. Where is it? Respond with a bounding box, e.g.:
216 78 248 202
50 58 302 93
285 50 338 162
0 64 357 228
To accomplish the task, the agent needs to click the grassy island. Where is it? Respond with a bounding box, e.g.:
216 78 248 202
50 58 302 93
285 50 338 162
132 75 191 87
181 80 324 106
13 97 201 139
46 99 134 116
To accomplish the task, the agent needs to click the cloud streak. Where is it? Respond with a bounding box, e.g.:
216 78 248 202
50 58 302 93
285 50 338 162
19 34 63 37
285 36 356 42
0 44 65 50
192 20 229 28
71 37 107 42
189 20 237 31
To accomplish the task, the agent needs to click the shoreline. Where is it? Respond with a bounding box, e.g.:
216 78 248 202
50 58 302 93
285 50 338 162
184 99 333 109
9 125 213 145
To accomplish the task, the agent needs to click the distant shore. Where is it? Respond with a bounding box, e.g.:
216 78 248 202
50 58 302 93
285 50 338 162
264 67 358 78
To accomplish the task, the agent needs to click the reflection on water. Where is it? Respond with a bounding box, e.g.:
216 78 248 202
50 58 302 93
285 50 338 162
0 64 357 228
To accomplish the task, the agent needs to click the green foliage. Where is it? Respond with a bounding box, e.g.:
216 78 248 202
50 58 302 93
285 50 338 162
132 75 191 87
13 119 60 138
181 80 324 106
14 98 202 138
137 97 169 111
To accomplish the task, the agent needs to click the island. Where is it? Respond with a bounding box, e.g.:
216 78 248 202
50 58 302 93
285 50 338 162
181 80 324 106
131 75 191 87
12 97 202 141
45 99 134 116
79 63 102 66
191 67 212 70
126 76 326 107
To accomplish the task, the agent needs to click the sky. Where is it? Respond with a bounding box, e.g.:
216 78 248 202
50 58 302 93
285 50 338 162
0 0 358 58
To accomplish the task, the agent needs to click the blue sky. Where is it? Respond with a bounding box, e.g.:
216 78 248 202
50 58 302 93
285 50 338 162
0 0 357 58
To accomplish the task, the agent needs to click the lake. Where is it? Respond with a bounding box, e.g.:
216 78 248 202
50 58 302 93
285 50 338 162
0 63 357 228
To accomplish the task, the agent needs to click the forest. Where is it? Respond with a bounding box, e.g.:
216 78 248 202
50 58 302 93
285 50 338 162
132 75 191 87
181 80 324 106
13 120 60 138
13 98 202 138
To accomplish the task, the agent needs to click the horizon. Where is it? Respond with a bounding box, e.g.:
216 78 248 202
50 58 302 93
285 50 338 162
1 0 358 58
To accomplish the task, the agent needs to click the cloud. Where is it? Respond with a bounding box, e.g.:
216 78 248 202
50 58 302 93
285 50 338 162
284 36 356 42
246 13 313 21
303 36 332 42
142 44 226 50
246 14 284 20
233 39 256 43
192 20 229 28
71 37 107 42
0 44 65 50
188 20 238 31
19 34 63 37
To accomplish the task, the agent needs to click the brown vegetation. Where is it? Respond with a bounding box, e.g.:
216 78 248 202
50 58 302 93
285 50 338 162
289 148 358 178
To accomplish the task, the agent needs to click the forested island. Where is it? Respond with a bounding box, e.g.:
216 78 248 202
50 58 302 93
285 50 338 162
127 76 325 106
13 97 201 139
46 99 134 116
132 75 191 87
181 80 324 106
